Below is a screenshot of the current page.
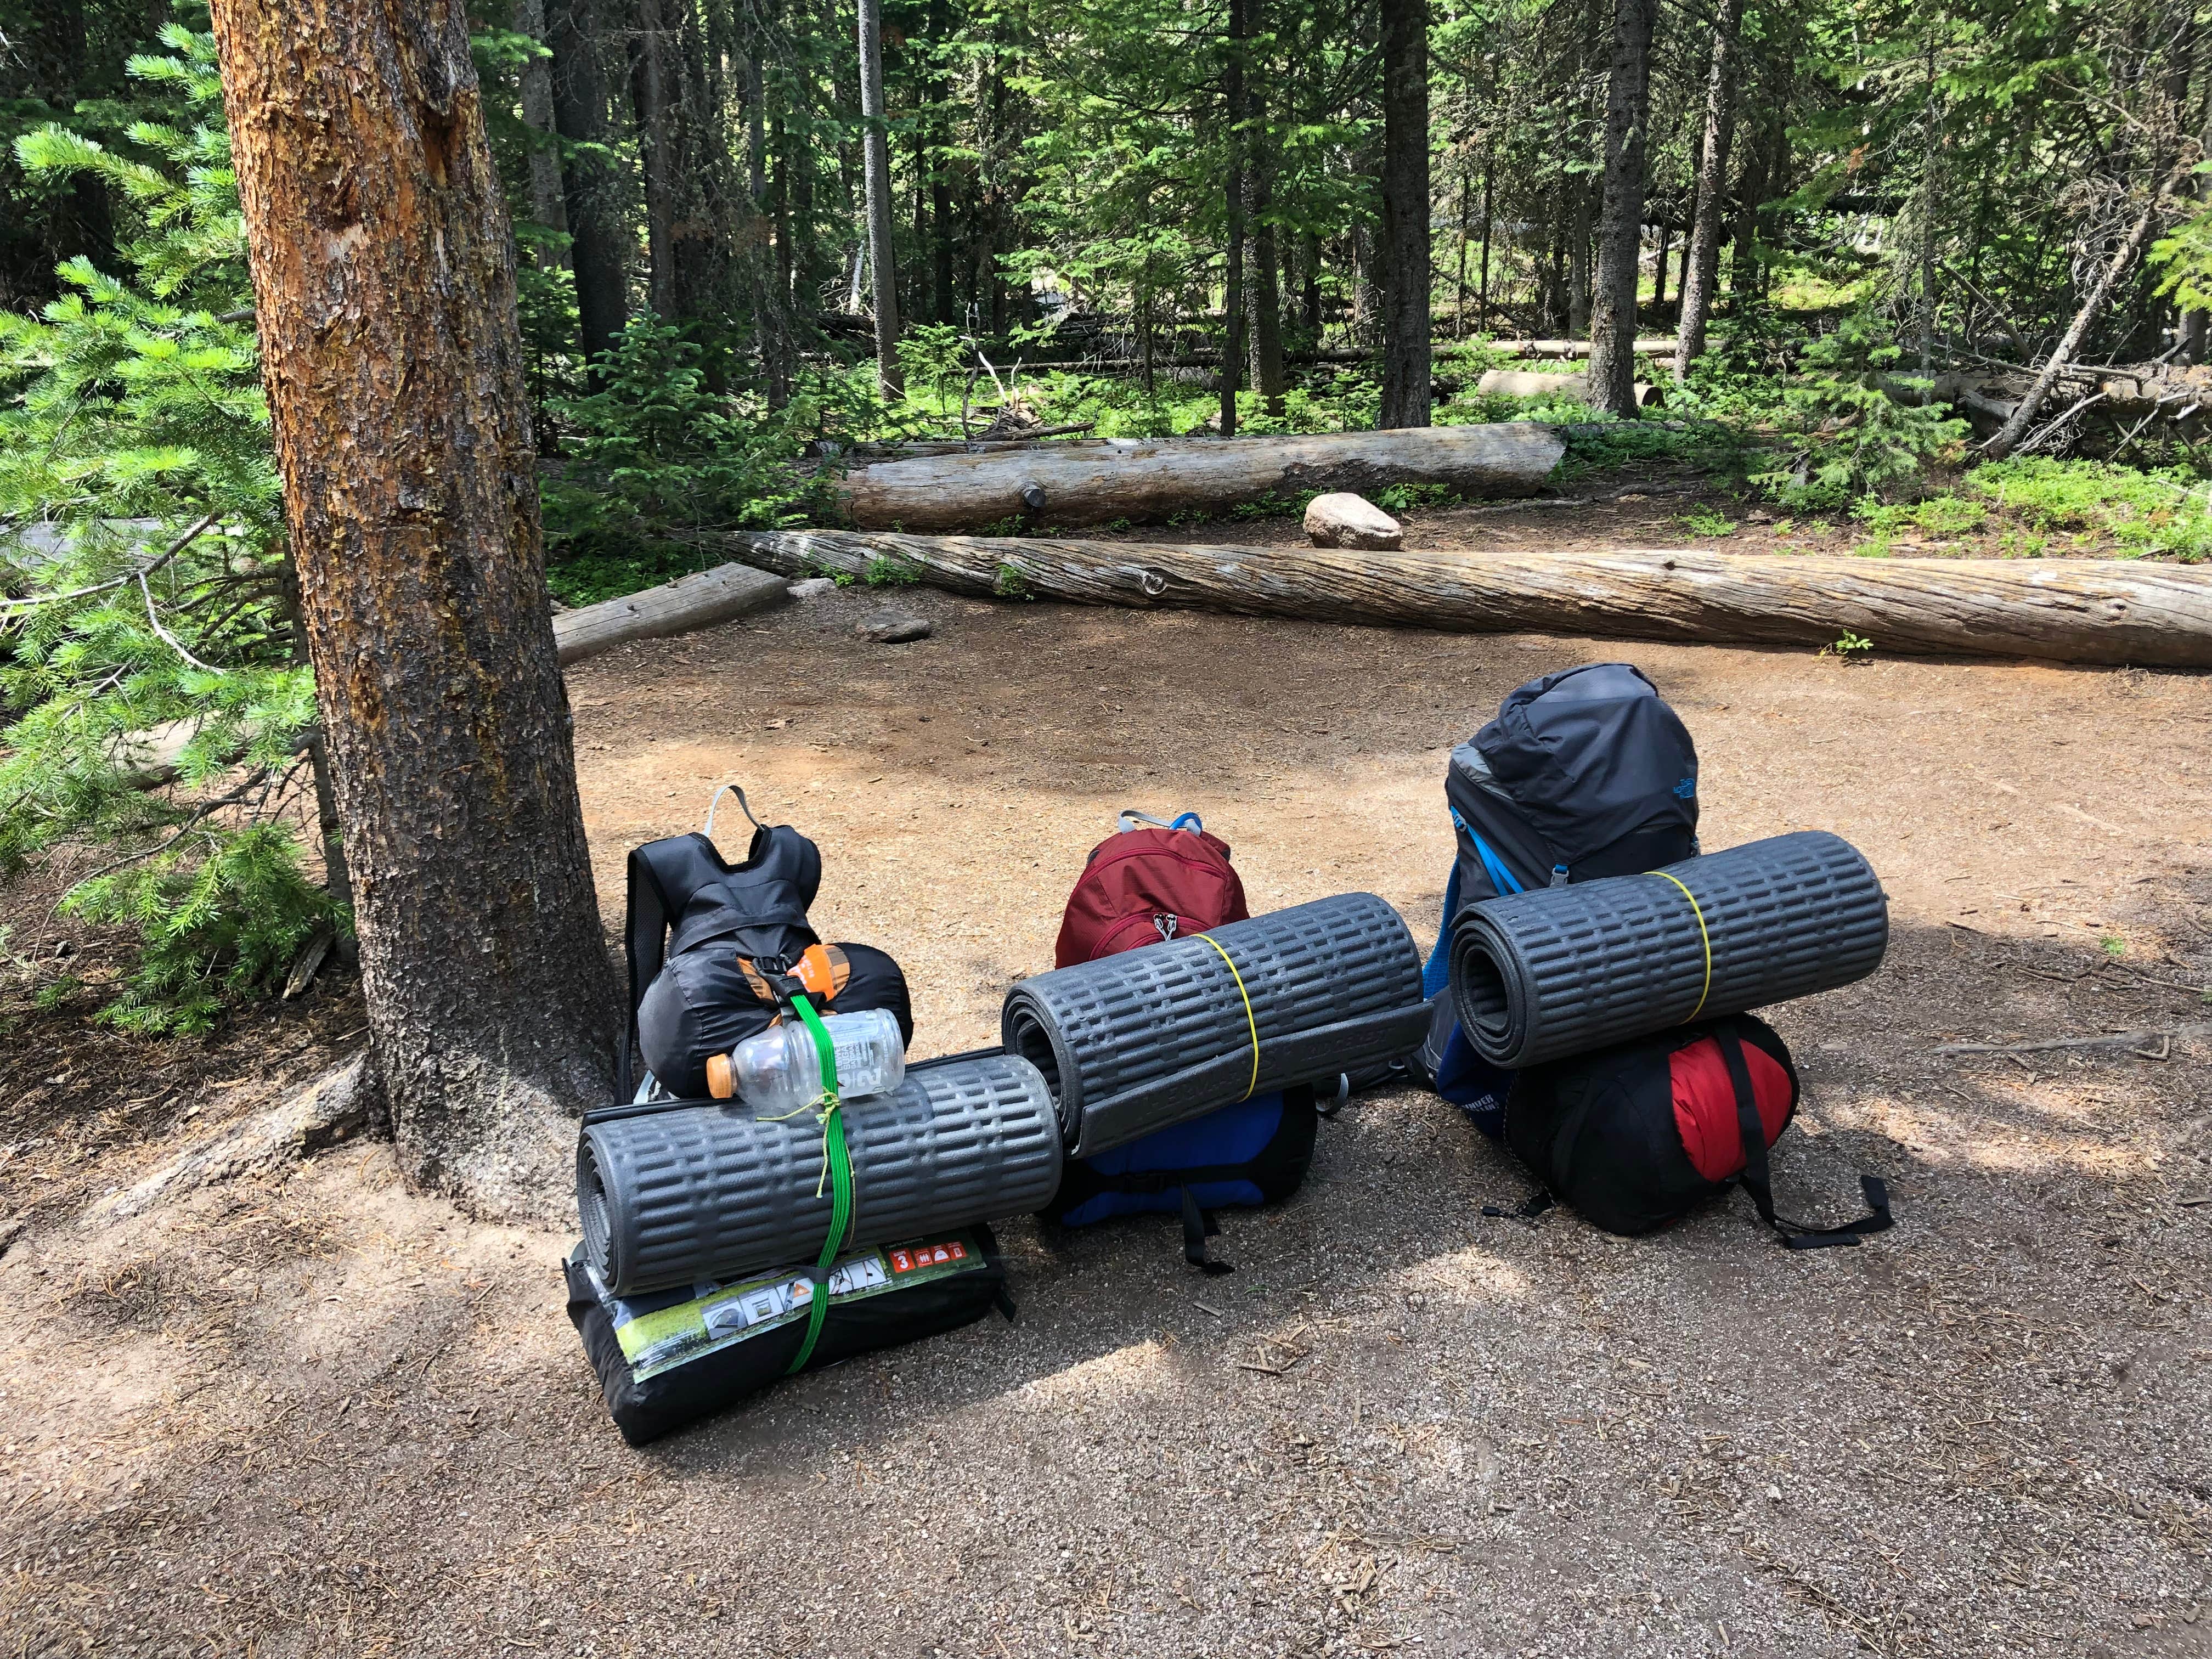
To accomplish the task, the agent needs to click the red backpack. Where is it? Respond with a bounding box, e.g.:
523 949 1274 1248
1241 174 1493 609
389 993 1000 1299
1053 811 1250 967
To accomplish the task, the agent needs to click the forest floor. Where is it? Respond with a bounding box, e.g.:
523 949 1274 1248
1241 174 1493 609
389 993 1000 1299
3 494 2211 1658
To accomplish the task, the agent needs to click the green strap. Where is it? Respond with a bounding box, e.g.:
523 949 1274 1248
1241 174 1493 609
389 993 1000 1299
786 992 852 1375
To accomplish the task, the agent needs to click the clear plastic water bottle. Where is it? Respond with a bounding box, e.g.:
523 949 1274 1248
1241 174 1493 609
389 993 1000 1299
730 1008 906 1112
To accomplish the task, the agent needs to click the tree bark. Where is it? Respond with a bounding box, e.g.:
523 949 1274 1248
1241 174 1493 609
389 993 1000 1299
857 0 903 392
831 424 1565 529
1221 0 1249 436
726 529 2212 668
1378 0 1432 427
627 0 678 319
207 0 620 1215
1587 0 1657 416
1673 0 1740 377
545 0 628 375
511 0 572 265
1246 98 1286 412
1986 167 2182 459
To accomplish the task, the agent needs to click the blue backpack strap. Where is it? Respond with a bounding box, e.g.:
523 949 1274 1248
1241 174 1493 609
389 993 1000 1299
1424 818 1529 1000
1422 858 1462 1000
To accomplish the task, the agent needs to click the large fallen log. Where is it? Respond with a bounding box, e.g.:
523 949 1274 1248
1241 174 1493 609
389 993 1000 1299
551 561 788 665
719 529 2212 668
1476 369 1665 408
833 424 1567 532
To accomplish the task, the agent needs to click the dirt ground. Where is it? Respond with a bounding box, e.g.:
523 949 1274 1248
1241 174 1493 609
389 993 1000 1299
4 539 2211 1658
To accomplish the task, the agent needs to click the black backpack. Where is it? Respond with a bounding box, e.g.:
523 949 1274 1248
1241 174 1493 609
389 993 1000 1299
1499 1013 1891 1249
623 787 912 1102
1422 664 1701 1127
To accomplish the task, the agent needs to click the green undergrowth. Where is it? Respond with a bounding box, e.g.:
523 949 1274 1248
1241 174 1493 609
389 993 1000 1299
1967 458 2212 561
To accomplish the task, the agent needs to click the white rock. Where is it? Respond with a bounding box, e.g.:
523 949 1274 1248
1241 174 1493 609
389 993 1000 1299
1303 492 1403 550
788 577 838 599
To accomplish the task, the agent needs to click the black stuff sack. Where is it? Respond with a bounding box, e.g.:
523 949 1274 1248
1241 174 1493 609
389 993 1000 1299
627 790 912 1101
1500 1013 1892 1249
566 1224 1011 1444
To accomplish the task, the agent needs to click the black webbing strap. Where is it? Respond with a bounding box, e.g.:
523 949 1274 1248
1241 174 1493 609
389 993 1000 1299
619 847 682 1102
1719 1029 1892 1251
1482 1190 1555 1223
1179 1186 1234 1276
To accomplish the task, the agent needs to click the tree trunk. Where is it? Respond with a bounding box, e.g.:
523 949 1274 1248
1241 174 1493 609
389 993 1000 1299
1477 159 1492 324
207 0 620 1214
1587 0 1657 417
1673 0 1740 377
831 424 1564 529
857 0 903 391
1985 169 2182 459
1246 108 1286 412
1378 0 1432 427
1220 0 1249 436
726 530 2212 669
628 0 678 319
1566 176 1593 337
511 0 571 264
545 0 628 376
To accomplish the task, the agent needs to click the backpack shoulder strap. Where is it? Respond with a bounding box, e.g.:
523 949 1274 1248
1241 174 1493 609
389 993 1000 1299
1718 1027 1892 1250
622 833 728 1098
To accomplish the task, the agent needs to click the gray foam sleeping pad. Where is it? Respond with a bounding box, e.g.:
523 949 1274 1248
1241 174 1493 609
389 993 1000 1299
577 1052 1062 1297
1448 829 1888 1069
1001 891 1431 1159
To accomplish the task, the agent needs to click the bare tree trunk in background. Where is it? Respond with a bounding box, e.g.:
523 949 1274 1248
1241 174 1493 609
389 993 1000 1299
741 25 793 405
1246 76 1286 414
1221 0 1249 436
1917 34 1938 377
1566 176 1593 336
1588 0 1656 416
544 0 628 377
1477 161 1493 326
628 0 678 319
1302 230 1323 336
858 0 904 391
1378 0 1431 427
1651 219 1668 312
1987 167 2183 459
1674 0 1740 376
512 0 571 265
207 0 619 1215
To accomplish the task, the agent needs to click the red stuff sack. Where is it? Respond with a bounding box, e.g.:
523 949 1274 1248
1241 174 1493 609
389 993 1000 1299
1500 1013 1892 1249
1053 811 1250 967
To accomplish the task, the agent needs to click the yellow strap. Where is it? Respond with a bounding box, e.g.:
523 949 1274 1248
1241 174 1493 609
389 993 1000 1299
1194 933 1261 1102
1647 870 1713 1020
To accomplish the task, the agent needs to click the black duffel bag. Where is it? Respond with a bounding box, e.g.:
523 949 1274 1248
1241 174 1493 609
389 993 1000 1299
566 1223 1013 1444
1498 1012 1892 1249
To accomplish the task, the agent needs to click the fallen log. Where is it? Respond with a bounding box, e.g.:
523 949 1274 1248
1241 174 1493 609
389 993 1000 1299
551 561 788 665
718 529 2212 668
833 424 1567 532
1477 369 1666 408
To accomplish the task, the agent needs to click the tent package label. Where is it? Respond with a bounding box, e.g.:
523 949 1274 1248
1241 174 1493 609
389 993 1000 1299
585 1231 988 1381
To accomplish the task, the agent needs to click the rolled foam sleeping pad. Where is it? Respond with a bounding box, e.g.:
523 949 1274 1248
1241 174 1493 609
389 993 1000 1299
1001 892 1431 1159
1448 829 1888 1069
577 1051 1062 1297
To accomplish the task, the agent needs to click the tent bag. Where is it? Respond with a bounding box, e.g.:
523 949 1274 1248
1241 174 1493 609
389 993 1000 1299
566 1223 1009 1444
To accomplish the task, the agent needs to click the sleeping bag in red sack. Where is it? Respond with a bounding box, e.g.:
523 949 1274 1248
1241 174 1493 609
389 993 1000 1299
1502 1013 1891 1248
